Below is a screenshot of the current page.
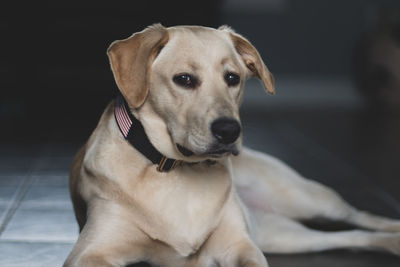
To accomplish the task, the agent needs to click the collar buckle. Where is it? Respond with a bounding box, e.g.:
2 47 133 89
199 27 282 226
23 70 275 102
157 156 182 172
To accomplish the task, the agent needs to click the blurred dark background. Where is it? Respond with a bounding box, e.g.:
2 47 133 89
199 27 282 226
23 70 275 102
1 0 399 142
1 0 223 143
1 0 400 266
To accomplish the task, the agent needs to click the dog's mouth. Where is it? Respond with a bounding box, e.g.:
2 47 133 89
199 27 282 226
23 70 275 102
176 143 239 158
176 144 195 157
205 146 239 158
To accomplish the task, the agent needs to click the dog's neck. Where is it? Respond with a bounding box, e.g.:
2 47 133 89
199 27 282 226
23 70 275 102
114 94 182 172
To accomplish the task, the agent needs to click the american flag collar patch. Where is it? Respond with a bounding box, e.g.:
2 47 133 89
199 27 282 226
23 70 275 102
114 94 182 172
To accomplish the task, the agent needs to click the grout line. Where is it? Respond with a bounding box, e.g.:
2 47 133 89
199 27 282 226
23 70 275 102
0 144 54 237
0 239 75 245
0 180 24 228
0 174 36 236
0 238 76 244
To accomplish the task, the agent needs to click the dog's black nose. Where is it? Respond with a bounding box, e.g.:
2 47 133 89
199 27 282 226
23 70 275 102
211 118 241 144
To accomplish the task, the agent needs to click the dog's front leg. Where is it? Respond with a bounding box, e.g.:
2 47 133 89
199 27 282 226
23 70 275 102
224 240 268 267
65 254 115 267
64 203 149 267
64 227 147 267
198 201 268 267
201 236 268 267
64 234 146 267
195 237 268 267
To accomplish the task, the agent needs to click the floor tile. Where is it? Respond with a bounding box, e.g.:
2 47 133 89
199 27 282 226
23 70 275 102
33 156 74 172
266 251 400 267
1 209 78 242
19 185 73 210
31 173 69 187
0 241 73 267
0 206 7 224
0 186 19 208
0 146 37 174
0 175 25 187
0 160 33 176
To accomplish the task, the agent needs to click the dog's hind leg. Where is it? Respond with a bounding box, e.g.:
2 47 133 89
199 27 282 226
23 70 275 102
232 147 400 233
251 213 400 255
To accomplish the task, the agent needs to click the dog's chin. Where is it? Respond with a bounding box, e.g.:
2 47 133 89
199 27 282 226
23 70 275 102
176 143 239 159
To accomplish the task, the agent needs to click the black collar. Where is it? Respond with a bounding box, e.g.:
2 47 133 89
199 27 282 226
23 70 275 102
114 94 182 172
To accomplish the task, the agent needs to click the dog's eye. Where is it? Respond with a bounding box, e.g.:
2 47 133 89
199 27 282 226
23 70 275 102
173 74 197 89
224 72 240 87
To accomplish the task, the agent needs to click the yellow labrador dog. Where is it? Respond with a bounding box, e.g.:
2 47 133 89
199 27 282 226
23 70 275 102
65 24 400 267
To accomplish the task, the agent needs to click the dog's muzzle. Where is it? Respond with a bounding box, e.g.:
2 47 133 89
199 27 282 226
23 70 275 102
176 117 241 158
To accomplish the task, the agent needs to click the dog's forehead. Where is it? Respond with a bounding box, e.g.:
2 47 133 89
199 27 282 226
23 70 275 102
163 26 238 64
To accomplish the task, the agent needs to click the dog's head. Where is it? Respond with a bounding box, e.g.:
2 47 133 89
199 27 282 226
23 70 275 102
107 24 274 162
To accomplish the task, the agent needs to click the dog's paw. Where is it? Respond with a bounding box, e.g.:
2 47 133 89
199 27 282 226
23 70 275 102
387 234 400 256
236 255 269 267
240 262 269 267
381 222 400 233
372 233 400 256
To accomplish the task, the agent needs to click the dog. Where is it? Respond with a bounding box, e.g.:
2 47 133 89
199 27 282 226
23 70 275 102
64 24 400 267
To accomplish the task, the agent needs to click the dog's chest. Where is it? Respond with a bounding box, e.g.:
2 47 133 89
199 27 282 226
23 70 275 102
128 163 232 257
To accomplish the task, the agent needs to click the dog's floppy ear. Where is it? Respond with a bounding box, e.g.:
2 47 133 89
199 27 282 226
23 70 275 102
107 24 169 108
219 26 275 95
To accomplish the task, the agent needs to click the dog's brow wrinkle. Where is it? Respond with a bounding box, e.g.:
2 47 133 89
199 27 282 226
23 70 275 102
221 58 229 65
188 62 199 72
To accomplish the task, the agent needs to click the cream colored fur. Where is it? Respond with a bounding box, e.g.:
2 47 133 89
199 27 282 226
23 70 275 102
64 25 400 267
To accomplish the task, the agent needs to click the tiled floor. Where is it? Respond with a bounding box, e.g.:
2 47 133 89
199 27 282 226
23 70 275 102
1 108 400 266
0 146 78 266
